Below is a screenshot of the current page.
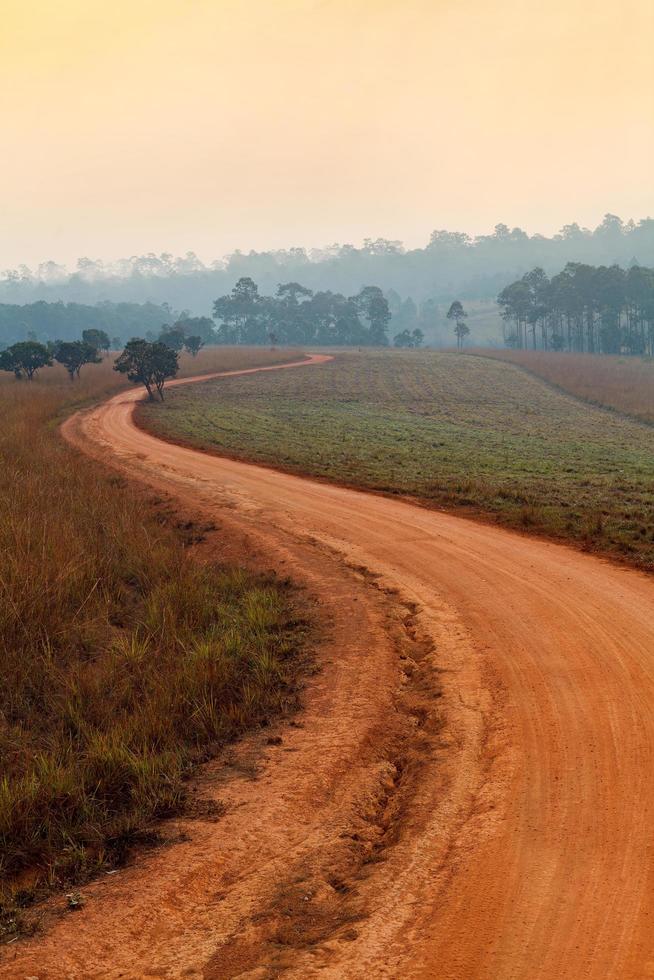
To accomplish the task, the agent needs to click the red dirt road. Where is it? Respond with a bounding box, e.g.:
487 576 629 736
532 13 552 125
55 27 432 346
4 354 654 979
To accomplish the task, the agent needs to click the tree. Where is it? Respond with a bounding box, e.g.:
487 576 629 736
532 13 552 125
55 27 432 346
0 349 21 378
82 328 111 354
158 325 186 352
447 301 469 349
54 340 101 379
497 281 532 348
454 322 470 348
0 341 52 379
355 286 390 346
274 282 313 344
174 316 216 344
213 277 268 344
394 328 424 348
114 340 179 400
184 335 204 357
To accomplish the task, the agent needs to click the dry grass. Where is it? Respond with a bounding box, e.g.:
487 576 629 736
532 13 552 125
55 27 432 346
0 348 307 938
474 350 654 424
0 346 302 403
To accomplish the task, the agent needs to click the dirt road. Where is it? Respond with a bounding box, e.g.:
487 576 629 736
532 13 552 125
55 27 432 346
4 354 654 979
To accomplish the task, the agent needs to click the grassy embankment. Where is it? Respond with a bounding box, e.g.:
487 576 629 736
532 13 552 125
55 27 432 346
471 349 654 424
0 348 307 937
140 349 654 569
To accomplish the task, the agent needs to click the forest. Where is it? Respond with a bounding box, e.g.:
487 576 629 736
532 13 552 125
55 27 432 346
2 214 653 317
497 263 654 353
0 300 173 348
0 283 400 350
212 279 392 345
4 258 654 355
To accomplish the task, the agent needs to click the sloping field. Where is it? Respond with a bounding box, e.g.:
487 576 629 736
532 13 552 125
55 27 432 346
139 349 654 568
475 349 654 423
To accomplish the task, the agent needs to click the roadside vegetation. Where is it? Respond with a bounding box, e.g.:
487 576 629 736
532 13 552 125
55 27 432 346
140 350 654 570
0 347 306 938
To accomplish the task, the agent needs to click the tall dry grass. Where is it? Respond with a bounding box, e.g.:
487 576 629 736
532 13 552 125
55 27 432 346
474 350 654 424
0 348 306 937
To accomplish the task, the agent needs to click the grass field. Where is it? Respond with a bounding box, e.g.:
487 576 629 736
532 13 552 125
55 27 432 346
475 350 654 424
0 347 307 937
139 349 654 569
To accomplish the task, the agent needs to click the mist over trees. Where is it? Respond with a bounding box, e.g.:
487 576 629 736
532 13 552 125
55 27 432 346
498 263 654 354
3 216 654 352
0 300 175 348
2 215 653 318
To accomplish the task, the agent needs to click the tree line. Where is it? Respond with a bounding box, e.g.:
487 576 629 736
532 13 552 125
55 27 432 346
0 285 416 351
3 214 653 314
211 278 393 346
0 330 110 381
0 279 431 397
0 330 181 401
0 299 174 349
0 326 188 393
497 263 654 354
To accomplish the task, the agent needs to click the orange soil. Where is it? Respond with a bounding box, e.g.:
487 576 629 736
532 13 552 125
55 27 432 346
3 354 654 979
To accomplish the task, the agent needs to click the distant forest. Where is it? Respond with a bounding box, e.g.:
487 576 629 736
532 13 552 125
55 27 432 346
498 263 654 354
2 215 653 319
0 300 174 348
212 279 392 346
2 219 654 352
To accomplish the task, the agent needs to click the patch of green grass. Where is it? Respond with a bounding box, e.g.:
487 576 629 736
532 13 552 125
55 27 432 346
139 350 654 569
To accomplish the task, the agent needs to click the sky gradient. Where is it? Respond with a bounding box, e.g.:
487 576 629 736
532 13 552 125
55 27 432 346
2 0 653 268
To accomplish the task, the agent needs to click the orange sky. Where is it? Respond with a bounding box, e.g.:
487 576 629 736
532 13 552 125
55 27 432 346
1 0 653 267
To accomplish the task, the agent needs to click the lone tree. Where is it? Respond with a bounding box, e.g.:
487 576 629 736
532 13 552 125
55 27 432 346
184 335 204 357
82 328 111 355
54 340 101 380
114 339 179 400
447 301 470 349
0 341 53 380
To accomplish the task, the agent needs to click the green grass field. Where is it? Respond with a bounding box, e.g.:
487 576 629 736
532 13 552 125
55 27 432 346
139 350 654 569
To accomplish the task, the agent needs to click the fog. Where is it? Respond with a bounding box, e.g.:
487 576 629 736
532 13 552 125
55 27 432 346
2 214 653 344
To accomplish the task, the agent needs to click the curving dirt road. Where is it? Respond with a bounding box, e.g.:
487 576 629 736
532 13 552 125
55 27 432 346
4 353 654 979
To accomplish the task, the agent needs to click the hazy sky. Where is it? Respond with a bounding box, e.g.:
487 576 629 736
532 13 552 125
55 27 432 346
2 0 653 268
